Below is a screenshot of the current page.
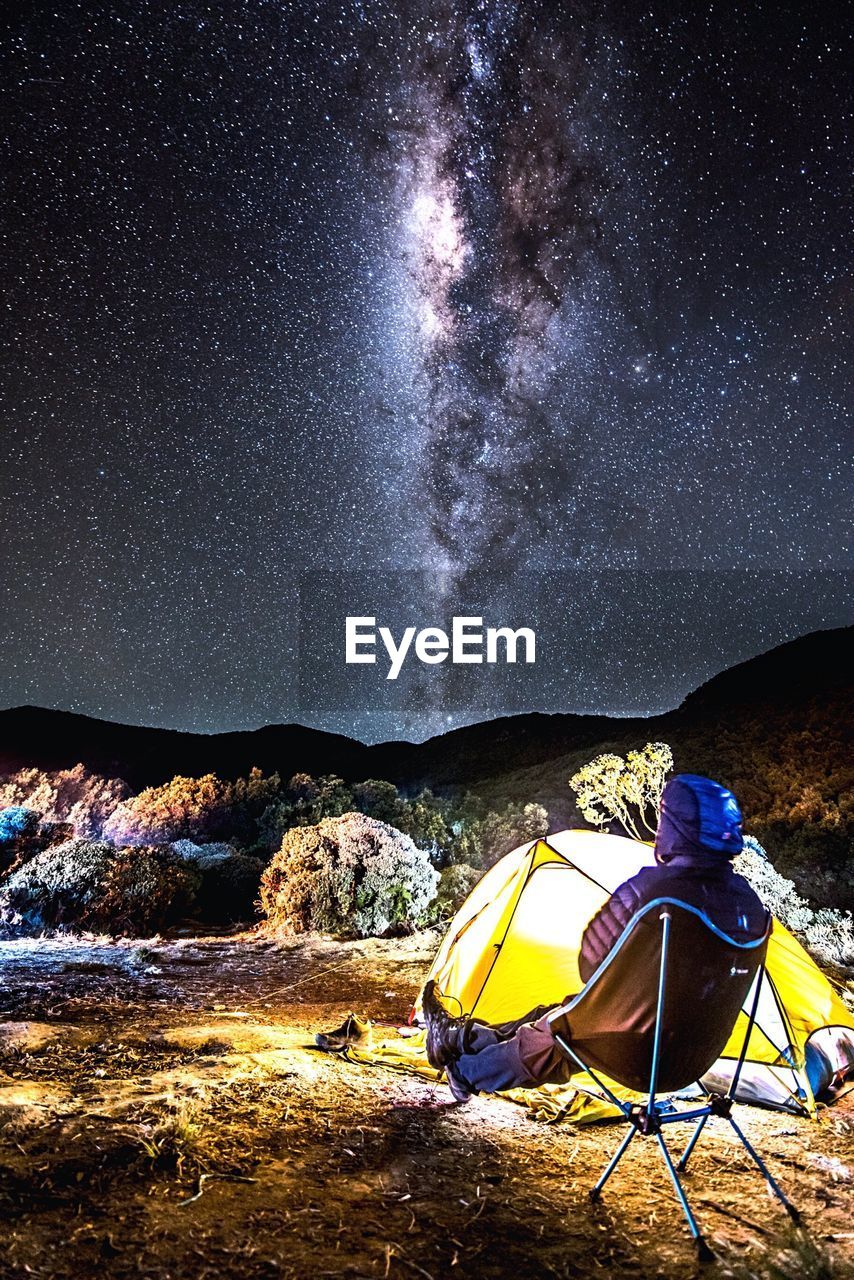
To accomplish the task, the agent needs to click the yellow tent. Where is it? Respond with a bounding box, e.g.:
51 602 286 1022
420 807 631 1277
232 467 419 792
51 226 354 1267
351 831 854 1123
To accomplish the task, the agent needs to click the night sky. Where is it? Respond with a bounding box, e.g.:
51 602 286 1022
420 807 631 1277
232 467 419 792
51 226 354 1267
1 1 851 743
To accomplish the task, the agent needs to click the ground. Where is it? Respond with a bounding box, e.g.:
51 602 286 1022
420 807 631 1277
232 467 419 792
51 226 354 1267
0 931 852 1280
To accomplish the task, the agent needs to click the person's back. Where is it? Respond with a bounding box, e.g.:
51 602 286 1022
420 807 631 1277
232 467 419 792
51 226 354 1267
580 778 767 981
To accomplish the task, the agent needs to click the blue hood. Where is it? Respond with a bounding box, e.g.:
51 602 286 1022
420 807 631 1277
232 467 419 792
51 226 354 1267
655 774 744 862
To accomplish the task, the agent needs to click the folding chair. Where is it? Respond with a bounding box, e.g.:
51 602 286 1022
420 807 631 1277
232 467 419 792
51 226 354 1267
546 898 798 1261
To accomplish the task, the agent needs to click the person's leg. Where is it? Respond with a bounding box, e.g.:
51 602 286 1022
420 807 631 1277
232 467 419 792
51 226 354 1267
454 1013 572 1094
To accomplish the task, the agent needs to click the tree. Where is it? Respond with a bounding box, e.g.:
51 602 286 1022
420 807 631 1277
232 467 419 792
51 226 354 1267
569 742 673 841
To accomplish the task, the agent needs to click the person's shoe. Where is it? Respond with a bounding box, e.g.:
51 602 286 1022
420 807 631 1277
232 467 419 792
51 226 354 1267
422 980 468 1069
445 1061 474 1104
315 1012 373 1052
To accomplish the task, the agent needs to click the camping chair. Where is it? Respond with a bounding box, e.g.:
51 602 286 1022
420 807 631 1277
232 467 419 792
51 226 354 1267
546 898 798 1260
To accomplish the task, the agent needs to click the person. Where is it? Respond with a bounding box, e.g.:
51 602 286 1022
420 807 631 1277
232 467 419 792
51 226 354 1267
422 773 769 1103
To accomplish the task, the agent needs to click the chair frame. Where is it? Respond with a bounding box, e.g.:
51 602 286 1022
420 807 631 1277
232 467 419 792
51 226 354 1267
548 900 800 1261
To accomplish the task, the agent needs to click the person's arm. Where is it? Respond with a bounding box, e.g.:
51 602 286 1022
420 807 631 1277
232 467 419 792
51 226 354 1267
578 876 646 984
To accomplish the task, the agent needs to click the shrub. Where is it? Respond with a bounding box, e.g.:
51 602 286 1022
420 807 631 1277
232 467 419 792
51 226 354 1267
0 806 71 876
260 812 439 938
104 768 280 846
0 839 200 937
170 840 263 923
569 742 673 840
423 863 481 925
0 806 40 843
734 836 854 971
449 800 548 869
0 765 130 838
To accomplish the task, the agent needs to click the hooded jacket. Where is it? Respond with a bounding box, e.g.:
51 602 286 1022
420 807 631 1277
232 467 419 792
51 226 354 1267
578 776 768 985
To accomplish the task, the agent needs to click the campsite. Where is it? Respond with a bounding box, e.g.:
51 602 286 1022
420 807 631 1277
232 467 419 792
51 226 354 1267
1 634 852 1278
2 926 854 1280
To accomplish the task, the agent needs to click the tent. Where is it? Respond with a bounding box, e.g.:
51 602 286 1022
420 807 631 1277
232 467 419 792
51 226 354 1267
405 830 854 1121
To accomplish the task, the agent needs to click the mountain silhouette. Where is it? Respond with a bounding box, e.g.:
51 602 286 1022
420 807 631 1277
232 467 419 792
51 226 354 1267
0 627 849 802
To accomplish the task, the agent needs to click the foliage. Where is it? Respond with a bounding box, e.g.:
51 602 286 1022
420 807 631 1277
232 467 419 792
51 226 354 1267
0 806 40 844
170 840 264 923
0 764 130 839
568 742 673 840
0 806 74 877
260 812 439 938
0 839 200 936
257 773 542 870
104 767 280 846
422 863 482 926
448 800 548 869
734 836 854 970
259 775 445 853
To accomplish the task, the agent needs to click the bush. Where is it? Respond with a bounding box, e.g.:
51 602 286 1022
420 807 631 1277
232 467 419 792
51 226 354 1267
734 836 854 970
0 765 130 838
170 840 264 923
0 839 201 937
0 806 40 844
260 812 439 938
449 800 548 869
0 806 71 876
104 768 280 846
423 863 481 925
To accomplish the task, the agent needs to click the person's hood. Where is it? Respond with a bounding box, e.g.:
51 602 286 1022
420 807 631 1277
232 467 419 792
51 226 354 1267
654 774 744 864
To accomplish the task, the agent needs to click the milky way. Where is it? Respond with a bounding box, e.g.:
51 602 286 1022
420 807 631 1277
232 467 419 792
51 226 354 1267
397 2 610 581
0 1 851 741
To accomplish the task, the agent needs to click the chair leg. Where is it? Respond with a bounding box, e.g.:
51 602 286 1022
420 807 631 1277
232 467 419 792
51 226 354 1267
677 1113 708 1172
656 1132 715 1262
727 1115 801 1223
589 1125 636 1201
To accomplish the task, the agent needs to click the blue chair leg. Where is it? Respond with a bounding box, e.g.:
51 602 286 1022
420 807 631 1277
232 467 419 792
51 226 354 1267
656 1132 715 1262
727 1115 801 1223
677 1113 708 1172
589 1125 636 1201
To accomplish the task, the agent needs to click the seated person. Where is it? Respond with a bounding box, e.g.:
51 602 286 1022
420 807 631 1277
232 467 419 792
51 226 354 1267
422 774 768 1103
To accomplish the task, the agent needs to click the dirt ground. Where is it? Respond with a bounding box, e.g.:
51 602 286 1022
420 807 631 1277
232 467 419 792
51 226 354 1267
0 930 852 1280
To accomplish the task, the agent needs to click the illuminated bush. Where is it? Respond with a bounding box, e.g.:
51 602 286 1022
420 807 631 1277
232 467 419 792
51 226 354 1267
734 836 854 970
0 806 40 845
569 742 673 840
260 812 439 938
0 839 200 936
0 765 130 839
258 774 451 855
104 768 280 846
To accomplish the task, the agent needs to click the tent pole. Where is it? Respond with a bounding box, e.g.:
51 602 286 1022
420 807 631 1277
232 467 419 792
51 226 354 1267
727 952 767 1102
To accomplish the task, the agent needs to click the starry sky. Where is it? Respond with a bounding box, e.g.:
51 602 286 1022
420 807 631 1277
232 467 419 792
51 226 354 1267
1 1 851 743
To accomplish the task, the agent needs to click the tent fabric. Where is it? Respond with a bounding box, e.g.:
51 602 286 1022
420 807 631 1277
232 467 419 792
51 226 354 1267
348 831 854 1123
